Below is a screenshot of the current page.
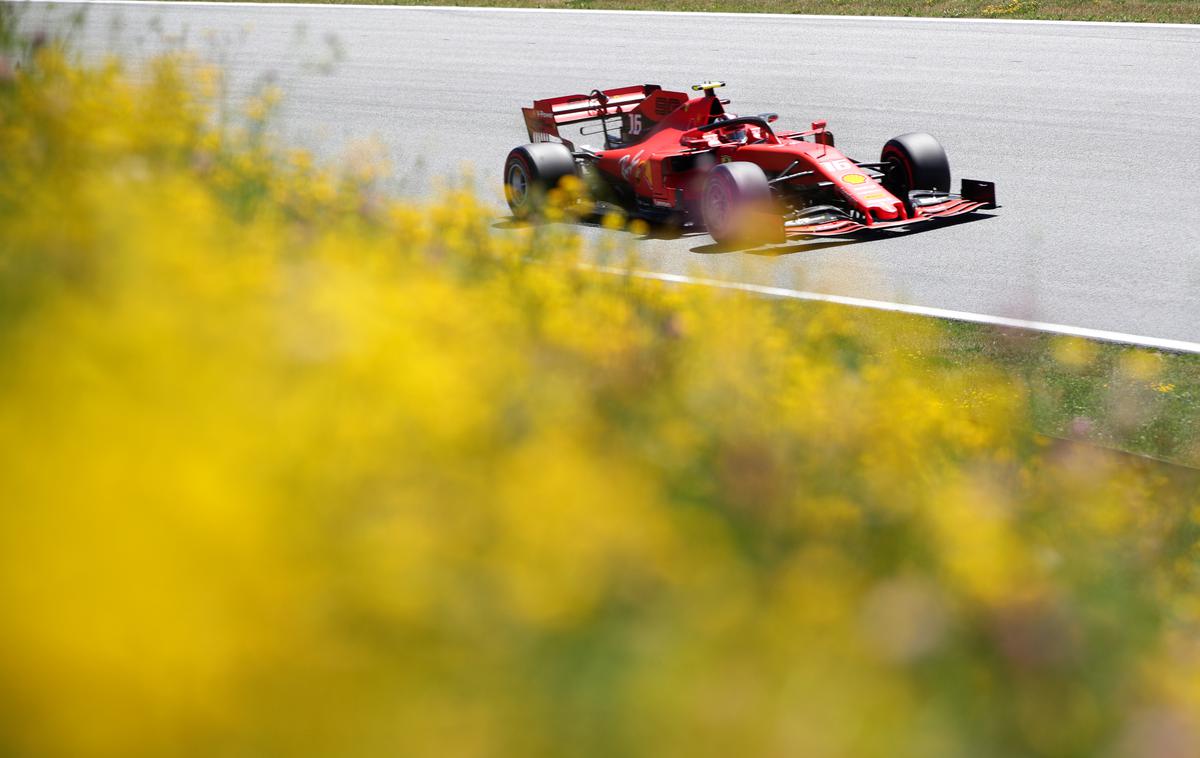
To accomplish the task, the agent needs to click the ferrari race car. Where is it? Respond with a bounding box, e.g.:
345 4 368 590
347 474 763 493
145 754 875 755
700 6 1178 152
503 81 996 244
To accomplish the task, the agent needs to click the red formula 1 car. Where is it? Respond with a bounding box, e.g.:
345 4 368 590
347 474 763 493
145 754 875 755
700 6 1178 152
503 81 996 244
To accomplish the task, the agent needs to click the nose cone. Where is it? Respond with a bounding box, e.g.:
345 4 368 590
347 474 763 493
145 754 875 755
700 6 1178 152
833 168 906 222
869 200 905 221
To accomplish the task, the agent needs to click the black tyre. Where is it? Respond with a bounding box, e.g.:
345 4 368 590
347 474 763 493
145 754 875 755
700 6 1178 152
701 162 774 245
880 133 951 202
503 143 579 218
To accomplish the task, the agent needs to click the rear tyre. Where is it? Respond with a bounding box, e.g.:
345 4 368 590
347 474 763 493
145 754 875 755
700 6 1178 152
880 132 951 204
701 162 774 245
504 143 579 219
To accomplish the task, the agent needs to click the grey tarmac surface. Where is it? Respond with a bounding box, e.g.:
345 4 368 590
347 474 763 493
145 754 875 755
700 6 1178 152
18 2 1200 341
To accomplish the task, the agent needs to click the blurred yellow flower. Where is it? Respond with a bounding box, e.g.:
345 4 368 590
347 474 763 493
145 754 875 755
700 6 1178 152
1051 335 1097 368
1120 349 1162 380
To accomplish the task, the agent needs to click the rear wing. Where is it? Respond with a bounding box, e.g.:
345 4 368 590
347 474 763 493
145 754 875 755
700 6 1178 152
522 84 662 149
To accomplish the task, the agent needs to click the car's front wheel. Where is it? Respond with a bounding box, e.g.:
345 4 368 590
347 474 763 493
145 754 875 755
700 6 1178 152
503 143 579 219
880 132 951 205
701 162 775 245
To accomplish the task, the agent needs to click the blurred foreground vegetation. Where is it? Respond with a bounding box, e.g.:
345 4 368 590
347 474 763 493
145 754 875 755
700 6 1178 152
3 14 1200 758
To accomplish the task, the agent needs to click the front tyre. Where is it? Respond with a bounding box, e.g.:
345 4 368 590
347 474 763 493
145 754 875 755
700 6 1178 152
701 162 774 245
880 132 951 202
504 143 579 219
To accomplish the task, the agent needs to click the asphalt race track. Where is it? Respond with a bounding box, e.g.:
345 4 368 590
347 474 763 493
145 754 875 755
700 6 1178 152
19 2 1200 342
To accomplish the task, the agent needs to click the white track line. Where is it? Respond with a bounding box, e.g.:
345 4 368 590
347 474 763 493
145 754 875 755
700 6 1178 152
22 0 1200 29
583 265 1200 354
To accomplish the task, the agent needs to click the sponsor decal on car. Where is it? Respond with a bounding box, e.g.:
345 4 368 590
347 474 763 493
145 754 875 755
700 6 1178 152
843 173 867 185
619 150 646 182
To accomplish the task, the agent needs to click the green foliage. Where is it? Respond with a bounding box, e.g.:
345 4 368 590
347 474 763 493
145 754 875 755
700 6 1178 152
194 0 1200 25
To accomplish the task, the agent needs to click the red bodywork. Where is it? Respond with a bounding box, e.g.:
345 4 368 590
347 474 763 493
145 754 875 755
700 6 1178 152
523 84 992 237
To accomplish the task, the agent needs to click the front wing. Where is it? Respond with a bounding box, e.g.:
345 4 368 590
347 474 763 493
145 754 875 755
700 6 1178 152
784 180 997 237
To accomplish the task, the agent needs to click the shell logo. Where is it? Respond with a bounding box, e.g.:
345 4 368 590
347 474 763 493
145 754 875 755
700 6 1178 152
843 173 867 185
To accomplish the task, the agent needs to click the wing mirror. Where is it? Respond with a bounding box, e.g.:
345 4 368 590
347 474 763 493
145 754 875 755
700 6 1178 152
811 119 827 131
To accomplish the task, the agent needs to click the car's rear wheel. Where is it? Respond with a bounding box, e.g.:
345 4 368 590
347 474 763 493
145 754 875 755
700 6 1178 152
701 162 774 245
880 132 951 205
504 143 579 219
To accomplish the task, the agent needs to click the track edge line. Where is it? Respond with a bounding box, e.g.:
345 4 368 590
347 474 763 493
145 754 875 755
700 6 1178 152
21 0 1200 30
582 265 1200 354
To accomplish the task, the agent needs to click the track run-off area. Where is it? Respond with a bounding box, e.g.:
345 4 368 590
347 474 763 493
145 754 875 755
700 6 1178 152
18 1 1200 347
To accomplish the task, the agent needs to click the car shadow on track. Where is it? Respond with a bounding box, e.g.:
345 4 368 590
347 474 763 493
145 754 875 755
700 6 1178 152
492 215 698 241
494 212 998 254
692 212 999 256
